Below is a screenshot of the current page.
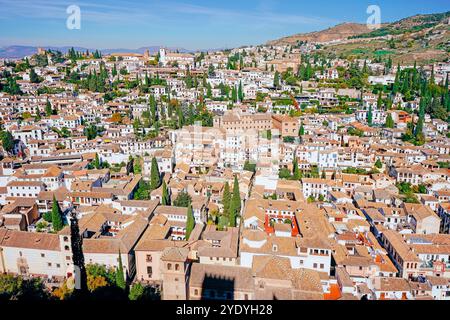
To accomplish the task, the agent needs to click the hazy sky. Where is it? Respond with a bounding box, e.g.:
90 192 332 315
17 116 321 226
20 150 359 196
0 0 449 49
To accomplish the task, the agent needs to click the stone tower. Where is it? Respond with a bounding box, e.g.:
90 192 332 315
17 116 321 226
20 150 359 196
161 246 190 300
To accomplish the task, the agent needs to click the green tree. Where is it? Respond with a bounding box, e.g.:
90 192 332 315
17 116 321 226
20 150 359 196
375 159 383 169
173 191 192 208
243 161 256 173
274 71 280 89
231 86 238 103
45 100 53 116
299 123 305 136
238 81 244 101
229 176 241 227
86 264 116 285
51 195 64 232
70 213 88 298
222 182 231 217
150 157 161 190
132 157 142 174
279 168 292 180
0 131 14 153
92 153 101 170
185 203 195 240
377 91 383 109
293 157 301 180
134 181 151 200
29 68 40 83
0 274 49 300
367 104 373 127
115 251 126 290
129 283 145 301
35 107 42 121
385 113 394 128
161 180 170 205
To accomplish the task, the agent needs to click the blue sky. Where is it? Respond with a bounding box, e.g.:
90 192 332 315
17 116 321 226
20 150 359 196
0 0 449 50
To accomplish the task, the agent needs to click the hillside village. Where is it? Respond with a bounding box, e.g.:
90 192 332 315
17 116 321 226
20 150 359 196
0 18 449 301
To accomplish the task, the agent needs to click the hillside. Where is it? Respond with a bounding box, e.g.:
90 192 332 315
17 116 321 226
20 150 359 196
267 23 375 45
268 11 450 64
319 14 450 64
351 11 450 39
268 11 450 46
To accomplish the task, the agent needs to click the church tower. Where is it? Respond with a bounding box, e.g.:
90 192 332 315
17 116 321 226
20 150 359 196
161 247 190 300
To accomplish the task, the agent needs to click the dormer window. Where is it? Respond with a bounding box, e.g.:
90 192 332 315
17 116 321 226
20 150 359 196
272 245 278 252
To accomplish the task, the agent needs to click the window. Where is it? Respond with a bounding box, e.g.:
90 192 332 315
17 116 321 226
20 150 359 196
48 263 52 267
194 289 199 296
167 263 172 270
41 253 45 258
146 255 152 262
147 266 152 275
313 263 318 268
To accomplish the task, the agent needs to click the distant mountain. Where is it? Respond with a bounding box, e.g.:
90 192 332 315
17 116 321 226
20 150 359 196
0 46 40 59
267 23 374 45
0 45 193 59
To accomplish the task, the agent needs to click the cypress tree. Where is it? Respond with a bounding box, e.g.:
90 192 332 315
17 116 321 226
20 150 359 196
375 159 383 169
299 123 305 136
385 113 394 128
185 203 195 240
238 81 244 102
393 64 400 94
161 180 170 205
150 157 161 190
367 104 373 127
149 95 157 124
430 65 435 85
115 251 126 290
415 115 424 140
30 68 40 83
222 182 231 217
293 157 301 180
377 91 383 109
229 176 241 227
231 86 238 103
93 153 100 169
51 195 64 232
274 71 280 88
112 64 117 77
45 100 52 116
70 212 88 298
